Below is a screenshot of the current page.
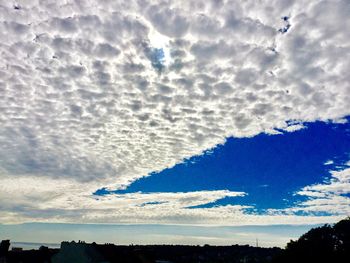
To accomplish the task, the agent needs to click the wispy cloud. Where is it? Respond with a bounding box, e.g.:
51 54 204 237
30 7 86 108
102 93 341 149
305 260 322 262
286 162 350 215
264 161 350 219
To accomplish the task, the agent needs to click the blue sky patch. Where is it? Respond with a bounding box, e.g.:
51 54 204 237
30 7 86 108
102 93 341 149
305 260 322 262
144 46 166 72
96 118 350 213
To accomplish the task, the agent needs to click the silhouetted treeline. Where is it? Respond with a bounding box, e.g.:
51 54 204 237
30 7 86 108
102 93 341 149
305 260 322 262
1 217 349 263
0 240 281 263
273 217 350 263
0 243 58 263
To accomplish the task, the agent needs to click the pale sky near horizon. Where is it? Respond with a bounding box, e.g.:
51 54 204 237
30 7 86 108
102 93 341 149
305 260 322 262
1 222 323 248
0 0 349 245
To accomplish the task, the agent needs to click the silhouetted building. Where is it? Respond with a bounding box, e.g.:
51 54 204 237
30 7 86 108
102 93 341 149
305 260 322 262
52 241 107 263
0 240 10 263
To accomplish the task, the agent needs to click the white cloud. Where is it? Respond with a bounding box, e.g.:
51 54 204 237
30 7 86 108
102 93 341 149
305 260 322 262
0 0 349 224
274 162 350 216
0 176 343 226
324 160 334 165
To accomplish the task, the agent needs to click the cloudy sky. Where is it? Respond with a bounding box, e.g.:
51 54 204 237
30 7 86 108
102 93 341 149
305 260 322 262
0 0 349 246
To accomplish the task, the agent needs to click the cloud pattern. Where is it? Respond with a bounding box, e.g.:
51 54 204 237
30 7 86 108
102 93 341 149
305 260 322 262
0 0 349 224
288 163 350 216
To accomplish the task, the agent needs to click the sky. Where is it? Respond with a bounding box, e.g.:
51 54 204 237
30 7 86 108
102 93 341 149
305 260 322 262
0 0 350 247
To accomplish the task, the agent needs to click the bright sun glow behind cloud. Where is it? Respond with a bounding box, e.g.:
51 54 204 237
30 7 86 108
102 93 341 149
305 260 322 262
148 30 172 66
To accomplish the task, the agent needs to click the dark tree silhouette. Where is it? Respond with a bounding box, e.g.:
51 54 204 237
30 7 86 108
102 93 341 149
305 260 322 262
273 217 350 263
333 217 350 260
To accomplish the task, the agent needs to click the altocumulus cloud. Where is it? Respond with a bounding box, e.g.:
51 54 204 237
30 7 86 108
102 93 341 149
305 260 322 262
0 0 349 224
